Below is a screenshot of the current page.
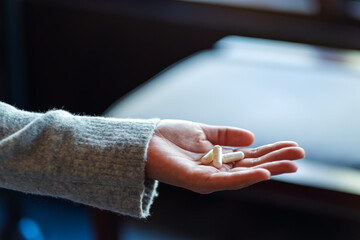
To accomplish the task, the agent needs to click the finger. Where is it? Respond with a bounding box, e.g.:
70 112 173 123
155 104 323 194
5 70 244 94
234 146 305 167
194 169 270 193
253 161 298 175
200 124 255 147
241 141 300 158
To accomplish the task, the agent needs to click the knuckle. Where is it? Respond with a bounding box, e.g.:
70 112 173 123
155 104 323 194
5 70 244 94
250 158 258 167
250 148 259 155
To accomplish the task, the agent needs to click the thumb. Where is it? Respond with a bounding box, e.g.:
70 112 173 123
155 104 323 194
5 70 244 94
200 124 255 147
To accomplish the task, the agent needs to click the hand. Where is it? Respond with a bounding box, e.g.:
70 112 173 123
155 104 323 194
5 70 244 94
146 120 305 194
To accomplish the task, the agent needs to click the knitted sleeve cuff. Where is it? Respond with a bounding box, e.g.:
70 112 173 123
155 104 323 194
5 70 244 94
68 114 161 218
0 103 160 218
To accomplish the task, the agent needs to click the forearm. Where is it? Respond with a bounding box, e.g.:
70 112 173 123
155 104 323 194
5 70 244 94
0 101 159 218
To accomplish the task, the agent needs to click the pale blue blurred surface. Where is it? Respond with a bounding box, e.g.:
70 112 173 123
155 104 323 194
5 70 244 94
106 36 360 195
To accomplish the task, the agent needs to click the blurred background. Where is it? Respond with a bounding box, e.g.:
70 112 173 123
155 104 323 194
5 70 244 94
2 0 360 239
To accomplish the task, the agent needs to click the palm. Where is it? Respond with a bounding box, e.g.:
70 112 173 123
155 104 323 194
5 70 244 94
147 120 305 193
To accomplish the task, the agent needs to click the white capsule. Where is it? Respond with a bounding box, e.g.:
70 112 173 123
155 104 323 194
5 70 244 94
201 149 213 164
213 145 222 169
222 151 245 164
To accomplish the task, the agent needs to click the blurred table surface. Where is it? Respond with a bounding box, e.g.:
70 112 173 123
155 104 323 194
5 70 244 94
105 35 360 205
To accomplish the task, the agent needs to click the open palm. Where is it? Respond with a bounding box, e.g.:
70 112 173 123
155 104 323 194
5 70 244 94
146 120 305 193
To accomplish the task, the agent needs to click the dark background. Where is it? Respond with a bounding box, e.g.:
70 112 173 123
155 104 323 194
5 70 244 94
1 0 360 239
3 0 360 114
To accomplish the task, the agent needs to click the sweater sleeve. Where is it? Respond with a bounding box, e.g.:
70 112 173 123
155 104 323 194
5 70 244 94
0 101 160 218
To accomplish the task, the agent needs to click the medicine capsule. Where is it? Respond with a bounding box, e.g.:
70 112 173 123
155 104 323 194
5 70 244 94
222 151 245 164
201 149 213 164
213 145 223 169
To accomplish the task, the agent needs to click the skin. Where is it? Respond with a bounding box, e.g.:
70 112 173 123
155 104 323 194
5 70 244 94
146 119 305 194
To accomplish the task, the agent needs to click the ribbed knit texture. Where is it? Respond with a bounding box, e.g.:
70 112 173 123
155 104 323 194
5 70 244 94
0 101 160 218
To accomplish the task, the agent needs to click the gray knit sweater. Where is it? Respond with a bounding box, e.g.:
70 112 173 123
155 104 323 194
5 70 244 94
0 101 160 218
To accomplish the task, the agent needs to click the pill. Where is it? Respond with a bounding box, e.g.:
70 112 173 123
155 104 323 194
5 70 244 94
201 149 213 164
222 151 245 163
213 145 222 169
